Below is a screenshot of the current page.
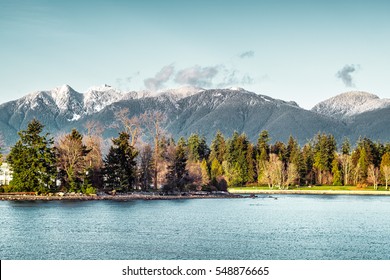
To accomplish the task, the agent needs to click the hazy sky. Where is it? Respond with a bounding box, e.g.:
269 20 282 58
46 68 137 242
0 0 389 109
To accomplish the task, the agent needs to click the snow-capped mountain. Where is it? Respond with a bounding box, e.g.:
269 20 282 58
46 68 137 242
15 84 83 115
81 87 345 146
156 86 204 101
11 84 128 122
312 91 390 119
0 86 389 148
83 84 133 115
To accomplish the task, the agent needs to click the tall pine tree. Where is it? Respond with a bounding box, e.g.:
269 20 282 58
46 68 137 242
103 132 138 192
7 119 56 193
209 131 226 164
165 138 188 192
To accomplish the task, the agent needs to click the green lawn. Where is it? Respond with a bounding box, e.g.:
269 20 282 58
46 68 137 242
229 185 389 192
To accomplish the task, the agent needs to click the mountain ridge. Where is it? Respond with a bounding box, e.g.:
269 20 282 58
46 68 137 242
0 85 388 148
311 91 390 119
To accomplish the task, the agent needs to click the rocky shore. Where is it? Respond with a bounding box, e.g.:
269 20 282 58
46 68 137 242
2 189 390 201
0 192 242 201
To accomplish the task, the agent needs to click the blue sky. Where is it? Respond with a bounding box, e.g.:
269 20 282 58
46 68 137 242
0 0 389 108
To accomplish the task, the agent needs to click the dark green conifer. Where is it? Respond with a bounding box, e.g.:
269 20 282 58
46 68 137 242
166 138 188 191
103 132 138 192
7 119 56 193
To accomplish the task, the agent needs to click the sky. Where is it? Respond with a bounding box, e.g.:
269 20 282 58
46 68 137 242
0 0 389 109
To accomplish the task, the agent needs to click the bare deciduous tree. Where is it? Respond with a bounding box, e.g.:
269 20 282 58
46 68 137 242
262 153 284 189
367 164 380 190
285 162 299 189
114 108 142 146
140 111 167 189
84 121 104 171
380 152 390 190
187 162 203 190
340 154 352 186
56 129 89 191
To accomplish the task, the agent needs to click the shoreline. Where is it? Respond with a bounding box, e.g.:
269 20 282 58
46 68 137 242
0 193 242 201
229 189 390 196
2 189 390 201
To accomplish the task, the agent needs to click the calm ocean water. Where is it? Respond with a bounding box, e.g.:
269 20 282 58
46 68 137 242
1 195 390 260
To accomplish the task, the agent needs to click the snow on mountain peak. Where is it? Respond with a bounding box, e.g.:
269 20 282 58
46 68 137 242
86 84 114 92
49 84 82 112
312 91 390 118
83 85 125 114
154 86 204 102
229 87 246 91
57 84 73 93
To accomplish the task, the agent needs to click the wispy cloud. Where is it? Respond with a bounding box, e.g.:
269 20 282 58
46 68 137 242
144 64 175 91
174 65 218 87
216 66 255 88
336 64 359 87
140 62 256 90
239 50 255 59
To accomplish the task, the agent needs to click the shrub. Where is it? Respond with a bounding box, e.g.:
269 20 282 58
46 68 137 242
83 186 96 195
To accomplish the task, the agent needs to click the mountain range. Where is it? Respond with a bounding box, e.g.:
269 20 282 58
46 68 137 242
0 85 389 149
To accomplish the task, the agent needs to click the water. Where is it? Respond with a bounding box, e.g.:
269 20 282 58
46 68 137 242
1 195 390 260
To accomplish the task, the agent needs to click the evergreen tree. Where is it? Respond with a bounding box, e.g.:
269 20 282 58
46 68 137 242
286 135 305 185
209 131 226 163
103 132 138 192
357 147 368 181
332 157 342 186
7 119 56 193
286 135 299 164
200 158 210 186
187 133 210 162
210 158 223 181
166 139 188 191
302 143 314 185
341 137 351 155
313 133 337 184
270 141 287 163
256 130 270 184
246 143 256 183
224 132 250 186
256 130 270 158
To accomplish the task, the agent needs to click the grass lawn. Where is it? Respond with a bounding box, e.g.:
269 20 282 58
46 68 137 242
229 185 389 192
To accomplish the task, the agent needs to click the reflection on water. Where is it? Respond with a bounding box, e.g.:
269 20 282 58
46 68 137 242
1 195 390 260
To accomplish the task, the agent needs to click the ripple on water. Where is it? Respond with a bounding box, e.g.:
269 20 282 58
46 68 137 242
1 196 390 259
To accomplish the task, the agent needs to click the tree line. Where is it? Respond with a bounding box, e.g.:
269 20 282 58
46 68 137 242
1 112 390 194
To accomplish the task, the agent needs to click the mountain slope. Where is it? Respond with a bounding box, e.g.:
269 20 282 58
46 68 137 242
77 88 348 145
347 106 390 140
312 91 390 119
167 88 346 143
0 86 389 148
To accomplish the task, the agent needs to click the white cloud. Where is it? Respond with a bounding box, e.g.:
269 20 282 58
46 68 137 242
144 64 175 91
336 64 359 87
174 65 218 87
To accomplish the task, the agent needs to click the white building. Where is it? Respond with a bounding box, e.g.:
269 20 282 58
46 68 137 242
0 162 12 185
